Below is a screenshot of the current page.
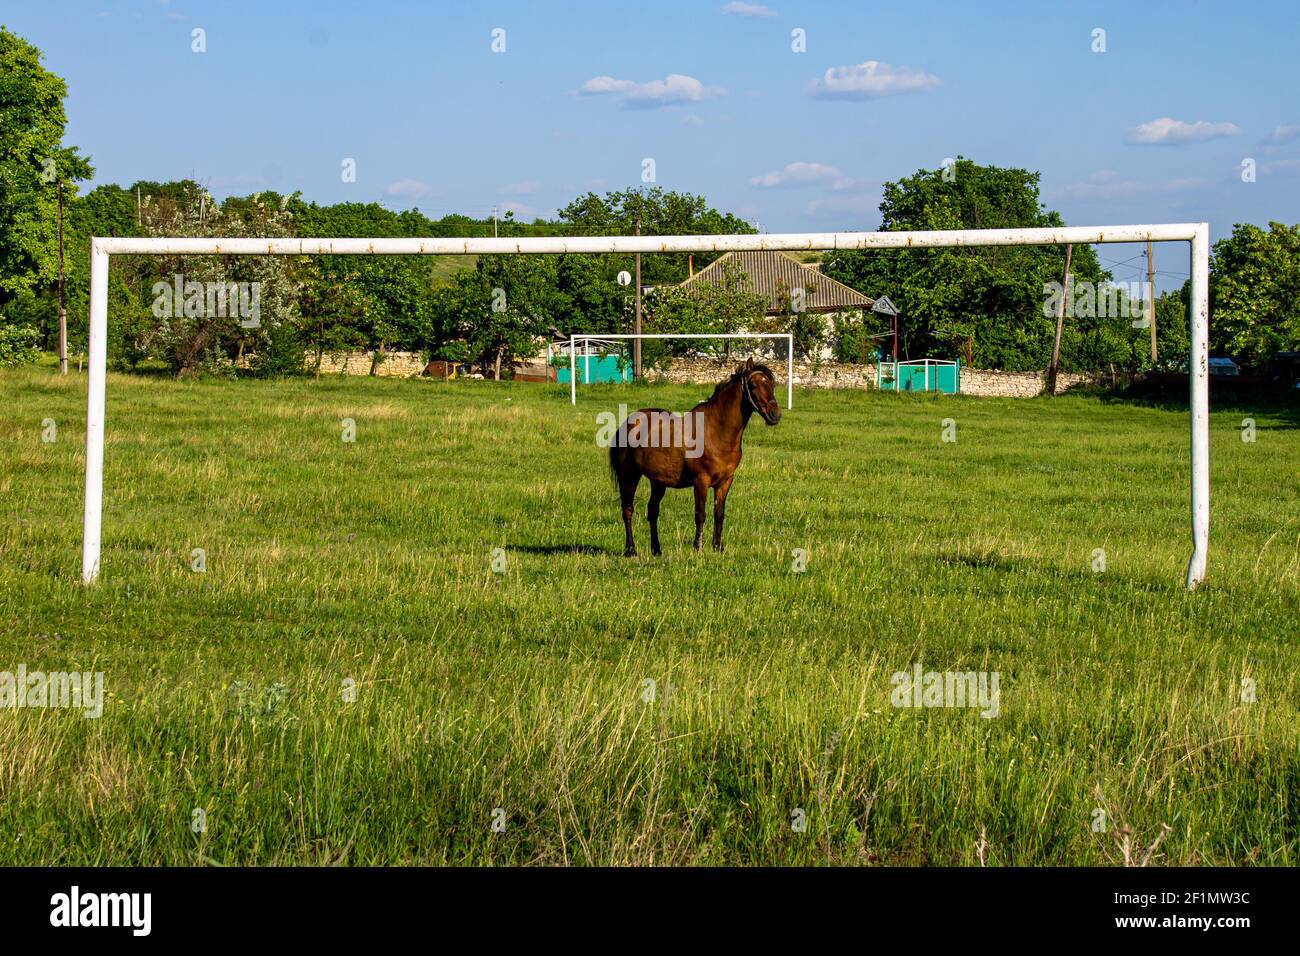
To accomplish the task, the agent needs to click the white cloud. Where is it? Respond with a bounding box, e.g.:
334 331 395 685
383 178 434 199
580 76 636 95
1263 123 1300 145
1124 117 1241 146
806 61 941 100
722 2 777 17
578 73 725 109
750 161 847 189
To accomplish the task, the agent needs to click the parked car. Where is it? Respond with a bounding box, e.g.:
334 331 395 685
1179 356 1240 376
1268 351 1300 389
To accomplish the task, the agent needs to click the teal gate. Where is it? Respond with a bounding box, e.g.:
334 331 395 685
553 351 630 385
878 359 960 394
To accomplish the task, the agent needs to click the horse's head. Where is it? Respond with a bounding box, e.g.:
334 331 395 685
739 358 781 426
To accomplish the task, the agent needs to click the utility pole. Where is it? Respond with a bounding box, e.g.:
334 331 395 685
1046 244 1073 396
1147 239 1158 364
633 217 642 379
57 179 68 376
492 206 498 238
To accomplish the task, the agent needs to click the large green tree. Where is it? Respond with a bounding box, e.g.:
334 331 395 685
428 255 569 378
55 181 149 364
557 187 756 286
129 184 302 376
1208 221 1300 369
822 158 1141 372
0 26 74 302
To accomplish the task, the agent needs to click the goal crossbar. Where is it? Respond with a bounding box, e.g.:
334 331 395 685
79 223 1211 590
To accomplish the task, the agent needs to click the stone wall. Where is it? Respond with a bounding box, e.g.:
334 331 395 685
643 356 1096 397
310 351 427 377
643 357 873 390
301 350 1097 397
959 368 1095 397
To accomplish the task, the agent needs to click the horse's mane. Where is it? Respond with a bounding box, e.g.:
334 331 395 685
700 363 777 406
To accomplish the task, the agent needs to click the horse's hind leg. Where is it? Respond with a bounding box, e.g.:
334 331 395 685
619 467 641 557
692 477 709 551
712 474 734 552
647 480 666 556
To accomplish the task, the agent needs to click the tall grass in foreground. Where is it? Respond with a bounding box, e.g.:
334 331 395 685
0 362 1296 865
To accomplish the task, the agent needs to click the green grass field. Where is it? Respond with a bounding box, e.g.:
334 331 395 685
1 360 1297 865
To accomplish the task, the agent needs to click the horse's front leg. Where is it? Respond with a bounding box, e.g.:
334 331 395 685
647 480 666 556
619 469 641 557
692 478 709 551
712 474 735 551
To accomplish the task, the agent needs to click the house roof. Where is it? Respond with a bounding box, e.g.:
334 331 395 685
679 250 873 314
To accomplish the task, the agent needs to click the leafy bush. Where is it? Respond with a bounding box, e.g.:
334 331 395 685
0 322 40 366
192 347 237 380
831 311 889 364
247 314 307 378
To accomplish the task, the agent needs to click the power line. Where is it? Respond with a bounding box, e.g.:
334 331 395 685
1103 262 1147 279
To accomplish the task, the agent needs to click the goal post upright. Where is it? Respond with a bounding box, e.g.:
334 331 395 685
81 241 109 585
1186 222 1210 591
787 335 793 411
80 224 1211 589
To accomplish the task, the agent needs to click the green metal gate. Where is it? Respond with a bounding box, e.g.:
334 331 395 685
878 359 960 394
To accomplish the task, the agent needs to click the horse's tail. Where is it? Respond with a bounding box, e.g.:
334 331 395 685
608 426 623 490
608 411 634 489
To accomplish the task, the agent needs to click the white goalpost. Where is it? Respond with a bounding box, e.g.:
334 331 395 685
564 332 794 409
78 224 1211 589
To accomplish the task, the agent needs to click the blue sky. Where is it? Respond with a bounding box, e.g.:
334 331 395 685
9 0 1300 290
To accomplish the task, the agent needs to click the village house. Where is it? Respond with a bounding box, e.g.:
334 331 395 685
676 249 875 362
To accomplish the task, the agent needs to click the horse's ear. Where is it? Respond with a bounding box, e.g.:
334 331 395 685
744 357 754 372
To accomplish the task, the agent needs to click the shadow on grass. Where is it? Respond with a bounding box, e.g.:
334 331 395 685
509 543 612 556
934 553 1035 574
1101 382 1300 428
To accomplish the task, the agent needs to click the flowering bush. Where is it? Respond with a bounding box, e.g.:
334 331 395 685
0 322 40 367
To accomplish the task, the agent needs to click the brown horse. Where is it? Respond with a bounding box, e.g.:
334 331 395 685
607 358 782 556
